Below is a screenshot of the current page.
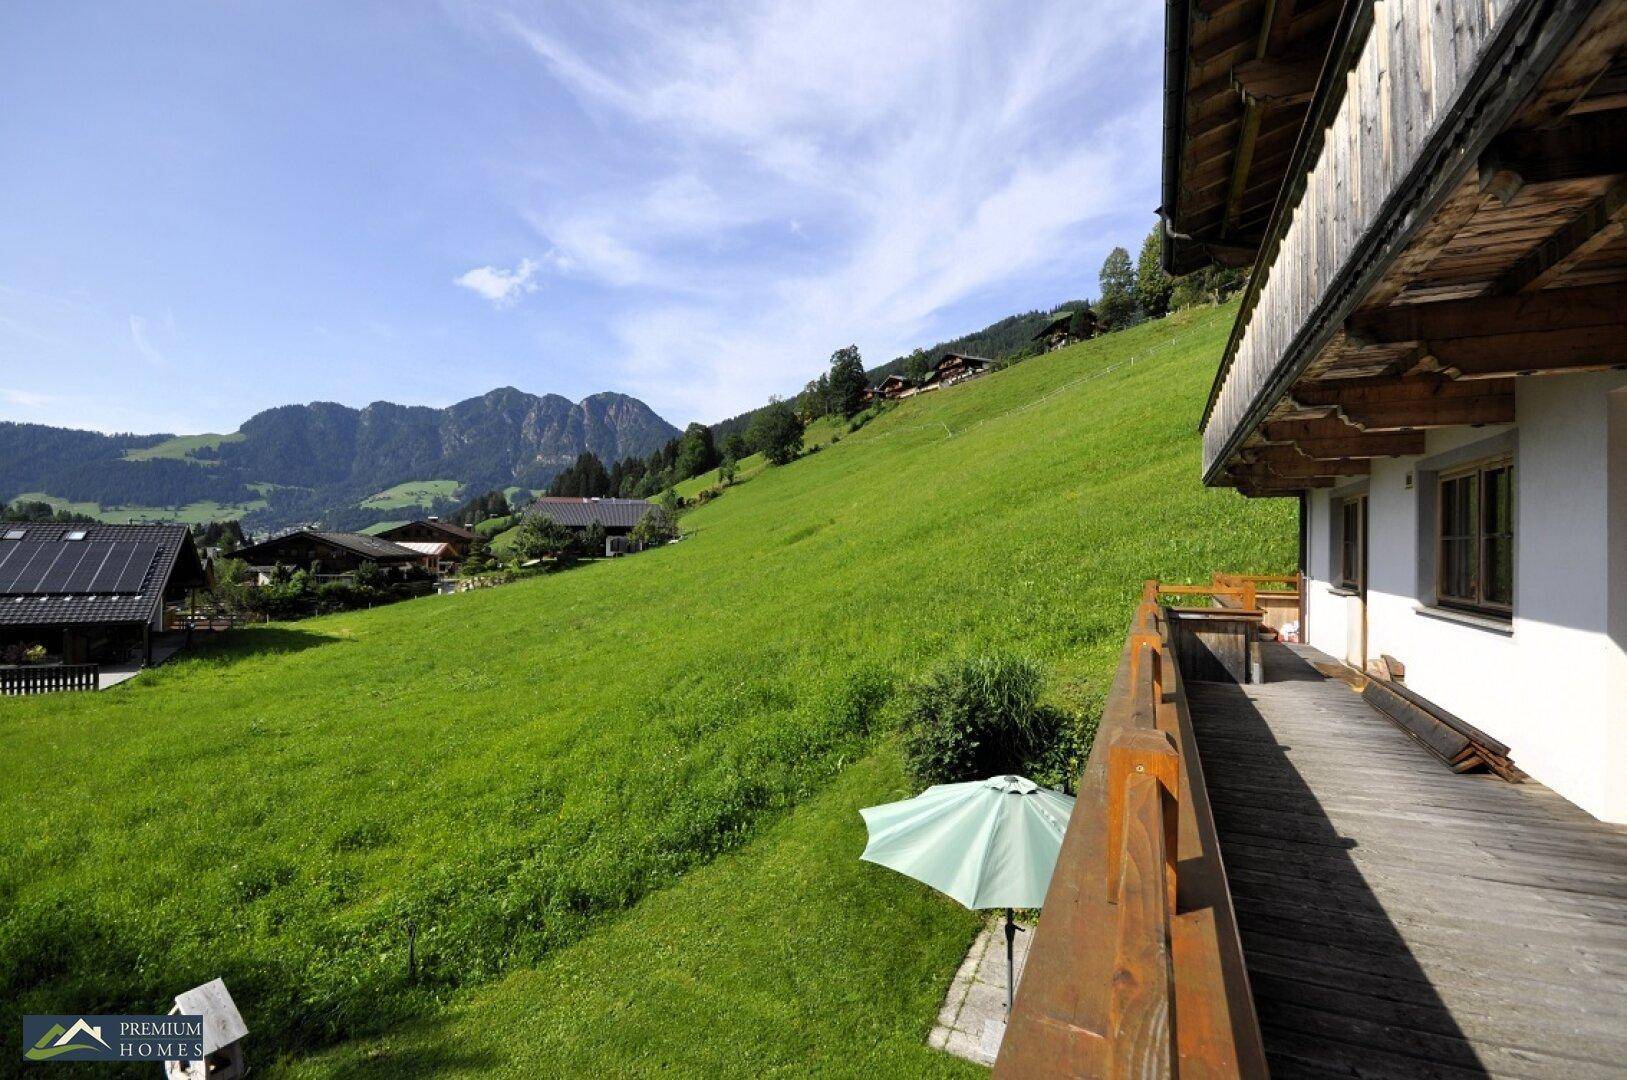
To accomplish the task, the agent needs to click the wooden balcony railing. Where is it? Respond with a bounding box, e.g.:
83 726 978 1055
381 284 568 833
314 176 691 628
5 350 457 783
995 582 1268 1079
0 663 98 696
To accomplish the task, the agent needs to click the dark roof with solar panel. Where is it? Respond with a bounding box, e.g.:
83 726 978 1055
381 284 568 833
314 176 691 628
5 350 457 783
0 523 205 627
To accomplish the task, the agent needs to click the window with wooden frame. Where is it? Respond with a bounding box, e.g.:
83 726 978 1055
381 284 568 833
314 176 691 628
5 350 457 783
1437 457 1513 616
1337 495 1365 591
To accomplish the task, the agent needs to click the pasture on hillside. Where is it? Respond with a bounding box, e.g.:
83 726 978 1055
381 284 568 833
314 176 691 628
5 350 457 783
0 302 1293 1077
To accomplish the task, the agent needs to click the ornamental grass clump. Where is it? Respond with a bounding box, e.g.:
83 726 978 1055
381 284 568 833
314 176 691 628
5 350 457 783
901 654 1084 792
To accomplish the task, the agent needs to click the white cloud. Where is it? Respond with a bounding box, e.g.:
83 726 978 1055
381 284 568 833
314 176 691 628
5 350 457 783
129 312 175 368
0 387 51 409
454 257 540 307
480 0 1162 420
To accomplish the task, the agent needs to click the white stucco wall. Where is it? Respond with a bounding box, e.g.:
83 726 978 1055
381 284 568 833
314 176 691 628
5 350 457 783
1301 372 1627 823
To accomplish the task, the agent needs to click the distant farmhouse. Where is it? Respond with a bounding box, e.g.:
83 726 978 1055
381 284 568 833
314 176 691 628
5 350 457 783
375 519 477 574
919 353 994 391
0 523 207 667
376 518 476 556
526 497 654 554
233 530 427 582
872 374 917 401
1032 306 1096 352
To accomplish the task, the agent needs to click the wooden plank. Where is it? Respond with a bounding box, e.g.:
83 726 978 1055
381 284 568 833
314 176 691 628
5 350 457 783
1185 641 1627 1078
1494 179 1627 293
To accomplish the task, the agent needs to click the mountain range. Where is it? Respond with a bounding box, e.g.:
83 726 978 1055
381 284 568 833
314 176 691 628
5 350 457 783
0 388 680 531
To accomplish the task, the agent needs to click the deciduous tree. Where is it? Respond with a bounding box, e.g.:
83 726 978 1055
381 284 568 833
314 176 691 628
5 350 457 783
827 345 868 418
748 398 805 466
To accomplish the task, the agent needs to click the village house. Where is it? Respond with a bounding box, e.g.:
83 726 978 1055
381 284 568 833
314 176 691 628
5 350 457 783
1031 306 1096 352
919 352 994 390
0 523 207 669
1000 3 1627 1077
869 373 916 401
233 529 425 582
525 497 654 553
375 518 477 559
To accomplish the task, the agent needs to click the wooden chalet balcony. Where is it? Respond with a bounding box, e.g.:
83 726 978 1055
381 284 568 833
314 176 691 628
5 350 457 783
997 577 1627 1077
1196 0 1621 484
995 578 1286 1078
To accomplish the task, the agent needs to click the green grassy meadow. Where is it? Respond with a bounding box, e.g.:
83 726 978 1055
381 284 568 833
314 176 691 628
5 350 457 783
121 432 245 462
0 302 1291 1076
359 479 463 510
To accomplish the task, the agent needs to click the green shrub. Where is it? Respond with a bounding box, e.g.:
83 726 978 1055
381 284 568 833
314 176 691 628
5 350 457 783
630 506 679 546
901 654 1083 791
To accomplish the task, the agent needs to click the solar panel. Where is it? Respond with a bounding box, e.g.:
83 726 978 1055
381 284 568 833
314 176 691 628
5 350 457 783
0 540 162 595
0 541 29 588
0 543 52 595
112 542 158 593
63 543 110 593
33 544 87 593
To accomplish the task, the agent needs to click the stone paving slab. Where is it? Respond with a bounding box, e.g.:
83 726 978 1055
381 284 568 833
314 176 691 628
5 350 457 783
928 914 1034 1067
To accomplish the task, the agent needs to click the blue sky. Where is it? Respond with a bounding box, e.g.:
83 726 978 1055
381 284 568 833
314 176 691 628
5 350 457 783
0 1 1163 435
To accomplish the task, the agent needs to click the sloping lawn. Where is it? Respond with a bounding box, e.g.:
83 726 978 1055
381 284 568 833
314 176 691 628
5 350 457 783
281 752 983 1078
0 302 1291 1076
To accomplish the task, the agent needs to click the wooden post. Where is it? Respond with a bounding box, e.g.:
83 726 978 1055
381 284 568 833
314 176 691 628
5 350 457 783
1297 570 1307 643
1128 634 1163 709
1106 728 1180 911
1109 771 1177 1079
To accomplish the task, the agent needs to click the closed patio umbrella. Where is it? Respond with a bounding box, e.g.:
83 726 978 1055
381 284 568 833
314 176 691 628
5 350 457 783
859 774 1075 1011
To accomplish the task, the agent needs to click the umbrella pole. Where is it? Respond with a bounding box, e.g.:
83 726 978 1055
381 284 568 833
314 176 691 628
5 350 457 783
1004 908 1017 1013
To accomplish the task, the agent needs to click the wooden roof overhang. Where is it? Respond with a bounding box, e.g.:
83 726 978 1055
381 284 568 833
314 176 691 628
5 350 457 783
1194 0 1627 497
1161 0 1350 275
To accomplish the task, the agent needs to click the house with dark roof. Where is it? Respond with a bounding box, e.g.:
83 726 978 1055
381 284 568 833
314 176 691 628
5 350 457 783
1032 307 1096 352
525 497 654 537
919 353 994 390
233 530 427 581
869 374 916 401
0 523 207 665
375 518 477 559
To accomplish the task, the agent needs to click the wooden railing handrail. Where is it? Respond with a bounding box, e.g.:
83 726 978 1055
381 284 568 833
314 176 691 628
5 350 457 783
996 583 1266 1078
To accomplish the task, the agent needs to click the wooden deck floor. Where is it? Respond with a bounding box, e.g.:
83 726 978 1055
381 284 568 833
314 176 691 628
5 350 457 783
1186 643 1627 1079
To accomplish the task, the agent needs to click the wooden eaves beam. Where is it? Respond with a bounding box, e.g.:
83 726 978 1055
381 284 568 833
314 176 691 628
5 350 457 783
1345 281 1627 377
1479 111 1627 191
1240 445 1371 475
1232 54 1321 107
1261 417 1427 457
1227 465 1334 489
1221 0 1300 237
1291 375 1515 430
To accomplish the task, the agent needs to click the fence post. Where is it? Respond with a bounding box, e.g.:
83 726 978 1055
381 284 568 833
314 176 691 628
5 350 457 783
1105 728 1180 910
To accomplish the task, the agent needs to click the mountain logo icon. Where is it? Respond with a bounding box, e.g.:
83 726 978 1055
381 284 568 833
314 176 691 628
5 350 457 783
24 1017 110 1061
